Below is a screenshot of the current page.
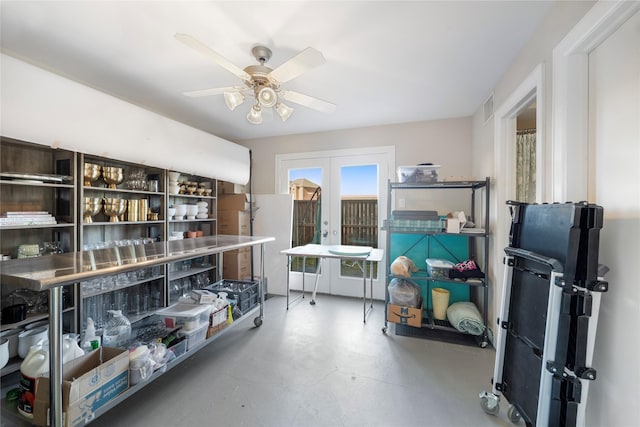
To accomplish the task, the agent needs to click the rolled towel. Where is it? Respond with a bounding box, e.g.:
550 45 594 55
446 301 485 336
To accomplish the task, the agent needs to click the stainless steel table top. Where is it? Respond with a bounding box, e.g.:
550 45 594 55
1 235 275 290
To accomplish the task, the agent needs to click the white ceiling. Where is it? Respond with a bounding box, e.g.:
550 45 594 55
0 1 554 142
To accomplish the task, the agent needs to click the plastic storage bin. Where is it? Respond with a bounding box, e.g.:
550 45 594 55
168 339 187 359
426 259 454 279
397 165 440 183
177 323 207 351
156 303 211 329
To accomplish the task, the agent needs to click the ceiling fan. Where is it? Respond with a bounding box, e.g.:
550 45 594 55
175 33 336 124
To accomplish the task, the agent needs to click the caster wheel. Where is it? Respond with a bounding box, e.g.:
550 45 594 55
253 317 263 327
508 405 522 424
310 300 316 305
480 395 500 416
479 340 489 348
382 326 388 334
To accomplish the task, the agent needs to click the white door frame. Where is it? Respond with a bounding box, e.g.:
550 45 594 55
275 146 395 194
551 0 640 201
276 146 395 299
493 63 545 324
550 2 639 425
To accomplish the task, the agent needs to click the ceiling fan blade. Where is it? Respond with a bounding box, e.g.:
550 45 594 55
183 86 241 97
281 90 336 113
175 33 251 82
268 47 326 84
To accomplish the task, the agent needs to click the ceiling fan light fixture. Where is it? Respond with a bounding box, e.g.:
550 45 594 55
257 87 277 108
276 102 294 122
224 91 245 111
246 105 263 125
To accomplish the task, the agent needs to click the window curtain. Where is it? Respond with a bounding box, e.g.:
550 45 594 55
516 131 536 203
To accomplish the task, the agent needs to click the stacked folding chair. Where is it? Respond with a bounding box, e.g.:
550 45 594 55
480 202 608 427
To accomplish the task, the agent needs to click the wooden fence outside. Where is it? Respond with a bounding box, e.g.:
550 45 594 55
292 199 378 248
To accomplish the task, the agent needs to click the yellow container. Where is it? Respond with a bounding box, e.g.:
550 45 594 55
432 288 450 321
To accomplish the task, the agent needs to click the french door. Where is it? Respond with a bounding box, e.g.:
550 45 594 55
276 147 393 299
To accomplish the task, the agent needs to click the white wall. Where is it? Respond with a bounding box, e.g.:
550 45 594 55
473 1 640 425
1 54 250 184
471 1 595 341
240 117 473 196
586 10 640 424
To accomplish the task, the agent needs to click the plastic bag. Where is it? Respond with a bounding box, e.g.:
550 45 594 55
103 310 132 348
388 278 422 308
390 256 418 277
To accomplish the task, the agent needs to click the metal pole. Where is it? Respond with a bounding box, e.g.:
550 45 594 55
48 287 63 427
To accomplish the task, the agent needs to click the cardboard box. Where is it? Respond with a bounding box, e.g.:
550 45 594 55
223 250 251 279
33 347 129 427
218 194 252 211
217 210 250 235
218 182 246 195
191 289 217 304
446 218 461 233
206 321 229 339
387 303 423 328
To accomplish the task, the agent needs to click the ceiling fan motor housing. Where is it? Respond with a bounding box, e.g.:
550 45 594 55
251 45 272 64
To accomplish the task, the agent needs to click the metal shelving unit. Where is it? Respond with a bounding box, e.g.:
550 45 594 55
1 137 78 375
382 177 490 347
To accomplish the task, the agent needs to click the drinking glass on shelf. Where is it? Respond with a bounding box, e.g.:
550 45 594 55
142 294 151 314
102 276 116 291
129 290 141 316
182 278 192 297
116 273 128 287
113 290 128 316
170 280 181 303
151 290 162 310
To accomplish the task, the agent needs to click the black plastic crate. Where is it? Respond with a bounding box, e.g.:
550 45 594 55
207 279 258 309
238 293 259 313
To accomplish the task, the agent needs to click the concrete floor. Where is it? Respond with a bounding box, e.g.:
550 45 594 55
2 295 513 426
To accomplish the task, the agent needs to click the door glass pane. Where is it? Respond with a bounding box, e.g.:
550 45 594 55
339 164 378 278
289 168 321 273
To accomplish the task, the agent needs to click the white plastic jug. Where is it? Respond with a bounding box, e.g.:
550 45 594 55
61 334 85 363
18 344 49 419
17 333 85 419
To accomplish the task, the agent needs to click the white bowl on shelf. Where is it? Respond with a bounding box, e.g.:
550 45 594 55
196 213 209 219
173 204 187 219
168 171 180 182
0 338 9 370
18 326 48 359
186 205 198 216
196 201 208 209
0 328 22 358
167 208 177 219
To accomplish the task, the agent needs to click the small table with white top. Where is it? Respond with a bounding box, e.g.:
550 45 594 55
281 244 385 323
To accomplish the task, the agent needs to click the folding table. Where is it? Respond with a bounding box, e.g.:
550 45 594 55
281 244 385 322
